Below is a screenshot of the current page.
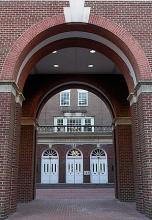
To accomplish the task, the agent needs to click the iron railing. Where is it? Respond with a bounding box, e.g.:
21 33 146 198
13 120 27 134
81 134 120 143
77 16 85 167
38 126 112 134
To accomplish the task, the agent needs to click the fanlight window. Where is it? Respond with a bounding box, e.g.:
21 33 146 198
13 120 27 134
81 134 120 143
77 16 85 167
67 149 82 157
43 149 58 157
91 149 106 158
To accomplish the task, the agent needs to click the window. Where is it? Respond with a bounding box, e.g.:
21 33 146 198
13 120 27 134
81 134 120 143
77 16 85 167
67 118 81 132
60 90 70 106
54 117 94 132
78 90 88 106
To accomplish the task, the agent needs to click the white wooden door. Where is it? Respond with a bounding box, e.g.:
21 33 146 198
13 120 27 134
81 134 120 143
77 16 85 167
41 149 59 184
90 149 108 184
66 149 83 184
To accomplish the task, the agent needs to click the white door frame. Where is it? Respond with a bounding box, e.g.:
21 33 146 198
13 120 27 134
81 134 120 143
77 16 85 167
41 149 59 184
66 148 83 184
90 148 108 184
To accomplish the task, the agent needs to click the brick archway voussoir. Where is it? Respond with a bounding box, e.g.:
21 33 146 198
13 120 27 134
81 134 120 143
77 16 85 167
1 14 151 86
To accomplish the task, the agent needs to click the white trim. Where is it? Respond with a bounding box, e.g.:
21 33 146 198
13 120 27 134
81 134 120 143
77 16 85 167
0 82 24 106
77 89 88 106
64 0 90 23
15 93 25 106
37 139 113 145
60 90 71 106
128 81 152 106
16 31 137 86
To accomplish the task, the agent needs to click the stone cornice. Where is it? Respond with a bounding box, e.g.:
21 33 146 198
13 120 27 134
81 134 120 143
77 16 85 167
128 81 152 106
0 81 25 105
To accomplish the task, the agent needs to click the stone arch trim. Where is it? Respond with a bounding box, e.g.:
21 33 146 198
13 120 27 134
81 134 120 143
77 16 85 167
1 14 151 85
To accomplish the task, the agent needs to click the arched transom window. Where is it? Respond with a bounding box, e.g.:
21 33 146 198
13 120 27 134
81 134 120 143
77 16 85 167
91 149 106 158
42 149 58 158
67 149 82 157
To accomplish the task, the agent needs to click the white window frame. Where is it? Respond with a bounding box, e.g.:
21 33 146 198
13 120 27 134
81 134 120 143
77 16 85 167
77 89 88 106
54 116 94 132
60 90 71 106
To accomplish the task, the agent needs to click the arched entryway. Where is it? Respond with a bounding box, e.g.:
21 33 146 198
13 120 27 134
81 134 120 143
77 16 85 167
66 148 83 184
90 149 108 184
0 7 152 219
41 149 59 184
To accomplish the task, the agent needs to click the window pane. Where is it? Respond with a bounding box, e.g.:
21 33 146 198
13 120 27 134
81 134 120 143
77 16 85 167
78 91 88 106
60 90 70 106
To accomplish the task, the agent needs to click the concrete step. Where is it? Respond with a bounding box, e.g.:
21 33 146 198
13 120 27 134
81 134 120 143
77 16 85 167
36 183 114 189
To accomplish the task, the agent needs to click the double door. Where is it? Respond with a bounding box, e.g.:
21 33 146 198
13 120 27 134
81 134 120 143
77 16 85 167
41 158 59 184
66 158 83 183
90 158 108 183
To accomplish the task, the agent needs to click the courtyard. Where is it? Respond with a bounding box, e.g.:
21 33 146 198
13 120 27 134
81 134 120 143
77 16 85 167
7 188 149 220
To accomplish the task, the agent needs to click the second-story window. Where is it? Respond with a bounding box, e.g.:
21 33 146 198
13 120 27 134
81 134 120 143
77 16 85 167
60 90 70 106
78 90 88 106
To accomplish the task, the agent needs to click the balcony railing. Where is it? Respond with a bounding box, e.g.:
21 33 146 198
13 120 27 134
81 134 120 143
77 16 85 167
38 126 112 134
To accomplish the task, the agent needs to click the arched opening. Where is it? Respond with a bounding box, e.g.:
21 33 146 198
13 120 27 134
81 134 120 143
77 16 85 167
1 13 151 219
66 148 83 184
36 88 114 187
41 149 59 184
90 148 108 184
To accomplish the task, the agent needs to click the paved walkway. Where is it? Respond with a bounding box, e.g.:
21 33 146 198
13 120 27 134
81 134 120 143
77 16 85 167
7 188 149 220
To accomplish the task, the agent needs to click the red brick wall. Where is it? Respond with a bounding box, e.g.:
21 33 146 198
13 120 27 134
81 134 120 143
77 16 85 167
131 103 144 213
0 1 152 80
114 124 135 201
36 144 114 184
137 93 152 218
9 103 22 214
0 93 16 219
18 125 36 202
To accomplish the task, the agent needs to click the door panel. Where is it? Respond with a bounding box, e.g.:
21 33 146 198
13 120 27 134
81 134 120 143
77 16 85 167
90 158 108 183
41 158 59 183
66 158 83 183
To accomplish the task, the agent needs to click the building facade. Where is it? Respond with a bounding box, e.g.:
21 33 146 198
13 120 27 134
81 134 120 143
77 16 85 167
37 89 114 184
0 0 152 219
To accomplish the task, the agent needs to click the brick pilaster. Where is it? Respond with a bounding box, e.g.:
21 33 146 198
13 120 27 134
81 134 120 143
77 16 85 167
137 93 152 218
130 103 144 212
0 93 16 219
18 122 36 202
114 120 135 201
9 101 22 213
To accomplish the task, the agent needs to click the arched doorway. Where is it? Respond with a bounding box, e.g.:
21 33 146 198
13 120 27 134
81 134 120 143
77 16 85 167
90 149 108 184
66 148 83 184
0 6 151 218
41 149 59 184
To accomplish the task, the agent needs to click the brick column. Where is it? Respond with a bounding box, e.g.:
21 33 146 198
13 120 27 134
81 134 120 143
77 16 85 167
114 118 135 201
18 118 36 202
128 94 144 213
0 84 17 219
128 82 152 219
9 94 24 214
136 89 152 218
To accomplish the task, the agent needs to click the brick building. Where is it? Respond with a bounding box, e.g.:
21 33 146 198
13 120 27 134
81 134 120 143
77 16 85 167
0 0 152 219
37 89 114 184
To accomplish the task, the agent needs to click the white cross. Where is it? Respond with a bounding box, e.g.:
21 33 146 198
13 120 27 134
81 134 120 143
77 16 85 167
64 0 90 23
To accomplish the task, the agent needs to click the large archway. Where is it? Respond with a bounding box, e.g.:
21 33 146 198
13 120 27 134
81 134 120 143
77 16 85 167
0 12 152 219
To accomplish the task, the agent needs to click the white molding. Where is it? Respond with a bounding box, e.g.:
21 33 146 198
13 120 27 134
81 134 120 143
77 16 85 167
37 138 113 145
16 31 137 86
15 93 25 106
128 81 152 106
0 81 24 106
113 117 132 126
64 0 90 23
